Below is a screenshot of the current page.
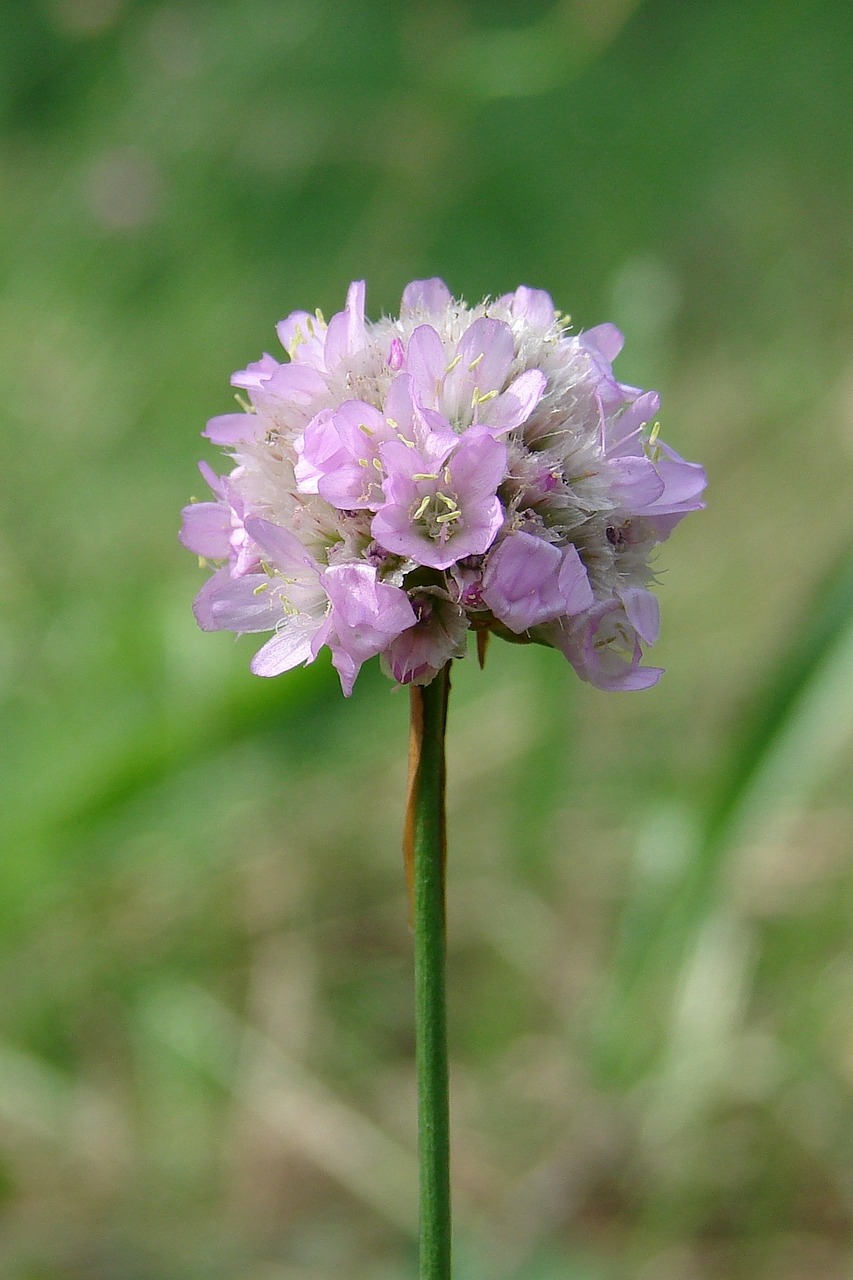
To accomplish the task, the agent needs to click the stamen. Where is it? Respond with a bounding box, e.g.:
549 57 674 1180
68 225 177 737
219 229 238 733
468 352 484 371
445 354 462 372
413 496 431 521
412 472 439 481
253 582 270 595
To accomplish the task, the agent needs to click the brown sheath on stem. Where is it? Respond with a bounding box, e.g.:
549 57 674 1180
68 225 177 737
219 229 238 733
476 628 490 669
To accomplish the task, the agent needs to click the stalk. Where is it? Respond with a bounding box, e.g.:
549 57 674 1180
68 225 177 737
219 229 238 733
404 663 452 1279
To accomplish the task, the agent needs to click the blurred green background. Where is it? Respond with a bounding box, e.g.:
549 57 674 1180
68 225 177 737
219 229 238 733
1 0 852 1276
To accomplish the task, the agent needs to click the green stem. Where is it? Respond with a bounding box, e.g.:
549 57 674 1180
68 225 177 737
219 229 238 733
408 664 452 1280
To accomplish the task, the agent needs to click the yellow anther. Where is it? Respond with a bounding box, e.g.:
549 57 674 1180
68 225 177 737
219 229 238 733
253 582 270 595
413 496 430 521
649 420 661 444
473 388 499 405
198 556 207 569
314 307 326 325
358 458 369 467
443 465 452 485
386 417 399 429
445 354 462 373
437 492 458 511
412 472 439 481
468 352 484 371
435 510 461 524
372 457 384 471
288 325 305 354
359 422 375 435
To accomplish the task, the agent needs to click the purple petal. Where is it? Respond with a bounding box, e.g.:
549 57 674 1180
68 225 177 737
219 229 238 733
605 391 661 456
400 278 452 316
276 309 328 367
481 533 592 633
558 545 595 616
244 517 319 577
198 460 226 499
582 324 624 363
231 353 280 390
503 286 556 328
550 599 664 691
263 362 328 406
324 280 366 367
294 408 346 494
276 309 313 351
407 325 447 410
318 463 382 510
203 413 265 445
384 374 418 436
321 563 417 693
481 531 564 632
445 318 514 410
446 430 507 502
646 454 707 512
179 502 232 558
208 575 283 632
481 369 546 433
250 617 322 677
192 566 231 631
608 456 666 510
324 563 416 651
620 587 660 645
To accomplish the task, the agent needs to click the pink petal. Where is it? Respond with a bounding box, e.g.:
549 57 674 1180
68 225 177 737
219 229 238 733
244 518 318 577
620 587 660 645
582 323 624 362
179 502 232 558
203 413 264 445
250 617 322 676
481 369 546 433
209 575 283 633
400 278 452 315
407 325 447 410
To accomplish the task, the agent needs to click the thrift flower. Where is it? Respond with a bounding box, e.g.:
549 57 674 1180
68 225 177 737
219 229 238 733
182 279 705 694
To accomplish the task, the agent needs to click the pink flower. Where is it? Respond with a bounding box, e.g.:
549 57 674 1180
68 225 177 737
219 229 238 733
372 428 506 571
480 531 593 634
183 278 704 693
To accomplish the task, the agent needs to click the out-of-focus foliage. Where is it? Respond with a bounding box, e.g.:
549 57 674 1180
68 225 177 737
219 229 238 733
0 0 851 1276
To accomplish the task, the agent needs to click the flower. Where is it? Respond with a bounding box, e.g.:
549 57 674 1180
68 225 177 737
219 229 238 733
181 278 705 694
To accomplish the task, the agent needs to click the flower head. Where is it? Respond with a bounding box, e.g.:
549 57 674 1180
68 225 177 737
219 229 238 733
182 278 705 694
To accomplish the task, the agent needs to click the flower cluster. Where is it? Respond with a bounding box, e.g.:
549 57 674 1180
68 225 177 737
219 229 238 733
181 279 705 694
